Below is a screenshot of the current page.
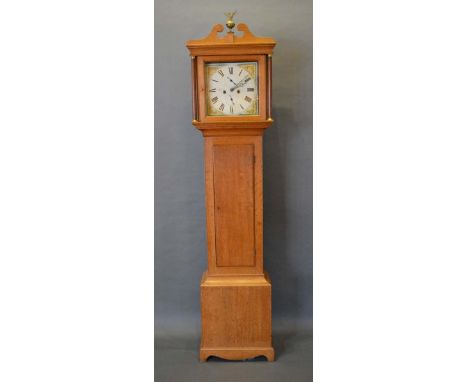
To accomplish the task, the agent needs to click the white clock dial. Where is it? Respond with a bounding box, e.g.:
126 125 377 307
205 61 258 116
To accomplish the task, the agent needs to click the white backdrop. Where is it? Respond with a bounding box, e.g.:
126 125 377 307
314 0 468 381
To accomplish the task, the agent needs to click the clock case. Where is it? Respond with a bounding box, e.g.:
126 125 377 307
186 23 276 362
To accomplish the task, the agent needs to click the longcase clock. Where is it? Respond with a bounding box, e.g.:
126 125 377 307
186 14 276 362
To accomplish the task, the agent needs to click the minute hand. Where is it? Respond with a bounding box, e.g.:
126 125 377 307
230 77 250 92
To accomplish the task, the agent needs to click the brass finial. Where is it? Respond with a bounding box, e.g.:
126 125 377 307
224 11 237 31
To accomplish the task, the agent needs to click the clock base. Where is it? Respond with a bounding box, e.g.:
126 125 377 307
200 346 275 362
199 272 274 362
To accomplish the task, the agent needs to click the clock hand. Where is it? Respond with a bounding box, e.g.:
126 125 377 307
228 77 241 92
230 76 250 92
227 77 238 87
237 76 251 88
230 81 243 92
228 94 235 105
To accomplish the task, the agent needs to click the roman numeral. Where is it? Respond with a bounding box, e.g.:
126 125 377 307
244 96 252 103
247 88 254 92
209 88 216 92
219 103 225 111
212 79 219 82
217 70 224 77
211 96 218 104
240 104 244 110
230 105 233 114
228 67 233 74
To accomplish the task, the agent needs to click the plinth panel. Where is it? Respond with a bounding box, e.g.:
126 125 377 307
200 272 274 361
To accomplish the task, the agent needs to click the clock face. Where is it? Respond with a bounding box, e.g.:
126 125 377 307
205 61 259 116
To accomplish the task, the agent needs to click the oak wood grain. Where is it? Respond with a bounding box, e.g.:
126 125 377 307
200 271 274 361
204 135 263 276
186 23 276 56
213 144 255 267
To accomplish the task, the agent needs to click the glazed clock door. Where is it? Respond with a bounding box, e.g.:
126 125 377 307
196 54 267 122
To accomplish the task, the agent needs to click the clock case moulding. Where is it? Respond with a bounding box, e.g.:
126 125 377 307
186 23 277 362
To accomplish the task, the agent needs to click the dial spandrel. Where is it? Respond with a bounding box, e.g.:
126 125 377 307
205 62 258 116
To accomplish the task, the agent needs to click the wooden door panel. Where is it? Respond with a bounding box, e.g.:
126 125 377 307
213 144 255 267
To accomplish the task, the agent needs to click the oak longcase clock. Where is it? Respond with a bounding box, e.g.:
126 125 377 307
186 14 276 362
